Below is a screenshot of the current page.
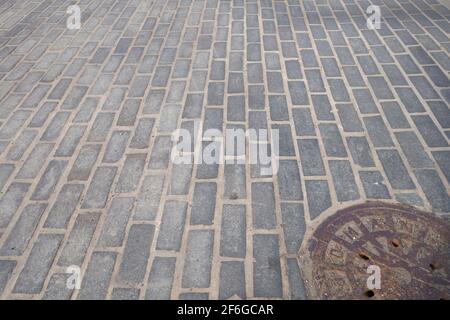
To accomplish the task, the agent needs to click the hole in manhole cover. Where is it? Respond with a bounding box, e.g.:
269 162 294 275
299 202 450 300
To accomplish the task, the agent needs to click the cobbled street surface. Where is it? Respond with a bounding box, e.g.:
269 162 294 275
0 0 449 300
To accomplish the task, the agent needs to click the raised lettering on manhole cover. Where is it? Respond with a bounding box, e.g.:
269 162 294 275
299 202 450 300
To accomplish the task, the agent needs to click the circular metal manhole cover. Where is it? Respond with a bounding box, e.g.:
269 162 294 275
299 202 450 300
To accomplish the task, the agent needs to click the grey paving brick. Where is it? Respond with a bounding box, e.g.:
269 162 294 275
43 273 72 300
58 212 100 267
359 171 391 200
253 234 282 298
44 184 84 229
97 197 134 248
415 170 450 213
74 98 99 123
409 76 440 100
219 261 246 299
432 151 450 184
346 137 375 167
220 204 246 258
292 108 315 136
182 230 214 288
353 88 379 114
248 85 265 110
28 103 56 128
0 260 16 295
224 163 246 199
311 95 334 120
0 203 46 256
277 160 303 201
111 288 140 300
134 175 164 221
13 234 63 294
156 201 187 251
286 258 306 300
363 116 394 148
117 99 140 126
78 252 117 300
288 81 309 105
0 110 31 140
116 154 146 193
252 182 276 229
380 101 410 129
207 82 225 106
21 84 51 109
329 160 360 202
88 113 115 142
118 224 155 284
305 180 332 220
31 160 67 200
145 257 176 300
103 131 130 163
55 126 86 157
281 203 305 254
179 292 209 300
148 135 172 169
395 131 433 168
395 193 424 208
428 101 450 129
81 166 117 209
377 150 415 190
297 139 326 176
319 123 347 157
0 164 14 191
68 145 101 181
227 95 245 121
337 104 363 132
395 88 426 113
412 115 449 148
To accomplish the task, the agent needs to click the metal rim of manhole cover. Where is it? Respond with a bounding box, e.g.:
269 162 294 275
298 202 450 300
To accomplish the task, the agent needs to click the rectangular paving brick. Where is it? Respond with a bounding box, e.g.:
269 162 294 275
377 150 415 190
145 257 176 300
415 170 450 213
68 145 101 181
297 139 326 176
31 160 67 200
13 234 63 294
395 131 433 168
0 203 46 256
118 224 155 285
44 184 84 229
281 203 305 254
58 212 100 267
81 166 117 209
98 197 134 248
134 175 165 221
253 234 282 298
319 123 348 157
116 154 146 193
190 182 217 225
252 182 276 229
329 160 360 202
156 201 187 251
277 160 303 201
182 230 214 288
78 251 116 300
220 204 246 258
219 261 246 299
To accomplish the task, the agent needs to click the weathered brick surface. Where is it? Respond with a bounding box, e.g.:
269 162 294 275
0 0 448 300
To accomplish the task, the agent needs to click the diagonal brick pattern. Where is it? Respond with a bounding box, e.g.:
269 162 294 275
0 0 449 299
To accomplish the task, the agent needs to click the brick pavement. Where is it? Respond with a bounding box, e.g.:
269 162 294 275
0 0 449 299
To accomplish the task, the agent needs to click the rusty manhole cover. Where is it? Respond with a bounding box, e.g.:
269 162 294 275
300 202 450 300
